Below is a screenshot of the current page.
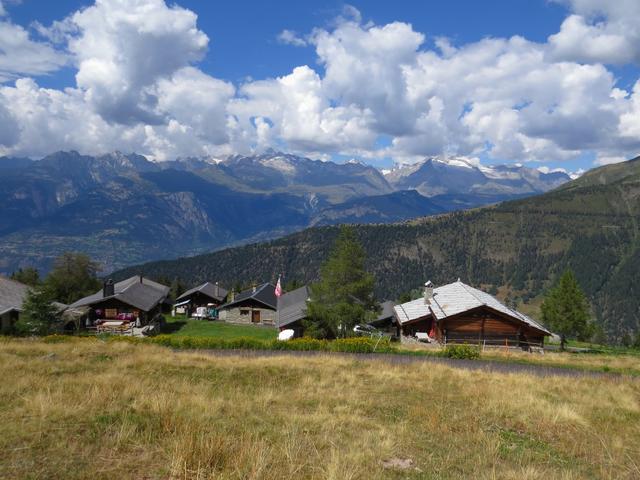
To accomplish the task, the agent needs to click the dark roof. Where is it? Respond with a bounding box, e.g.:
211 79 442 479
68 275 170 312
219 283 277 311
277 286 310 327
0 276 30 315
176 281 228 303
377 301 396 321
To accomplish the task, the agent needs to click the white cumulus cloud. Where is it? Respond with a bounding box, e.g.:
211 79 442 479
549 0 640 64
0 20 67 82
0 0 639 168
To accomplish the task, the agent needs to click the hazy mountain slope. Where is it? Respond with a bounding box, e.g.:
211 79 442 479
113 157 640 341
311 190 446 226
0 157 33 171
0 150 572 275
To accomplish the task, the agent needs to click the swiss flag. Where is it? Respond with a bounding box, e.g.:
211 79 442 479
275 276 283 297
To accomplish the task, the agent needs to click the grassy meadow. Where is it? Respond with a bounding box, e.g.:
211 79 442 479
1 337 640 479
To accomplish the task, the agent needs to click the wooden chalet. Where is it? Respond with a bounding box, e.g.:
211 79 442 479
174 281 228 318
0 276 30 333
68 275 170 329
394 280 551 349
276 285 310 337
218 283 277 325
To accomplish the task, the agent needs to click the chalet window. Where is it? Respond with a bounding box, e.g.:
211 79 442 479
240 309 250 316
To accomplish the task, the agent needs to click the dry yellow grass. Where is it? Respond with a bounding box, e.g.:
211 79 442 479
1 338 639 479
481 348 640 375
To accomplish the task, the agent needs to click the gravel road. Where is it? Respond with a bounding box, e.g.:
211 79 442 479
187 348 636 380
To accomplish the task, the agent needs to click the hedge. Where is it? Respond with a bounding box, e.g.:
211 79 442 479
36 333 397 354
442 344 481 360
36 334 481 359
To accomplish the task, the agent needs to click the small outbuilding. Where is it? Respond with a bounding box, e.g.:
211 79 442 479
394 280 550 349
276 285 310 337
0 276 30 333
174 281 228 318
218 283 277 325
368 300 396 334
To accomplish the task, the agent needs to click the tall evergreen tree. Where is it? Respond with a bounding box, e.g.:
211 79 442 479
305 226 376 338
44 252 101 304
541 270 592 350
15 288 60 336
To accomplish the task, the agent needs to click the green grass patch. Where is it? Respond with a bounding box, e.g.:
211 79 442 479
164 315 277 341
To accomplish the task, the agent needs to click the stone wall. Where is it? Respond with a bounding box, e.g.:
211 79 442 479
220 306 276 326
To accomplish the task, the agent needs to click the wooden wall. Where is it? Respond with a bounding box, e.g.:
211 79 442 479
0 311 18 333
89 299 156 323
185 292 223 309
440 308 545 348
400 318 432 337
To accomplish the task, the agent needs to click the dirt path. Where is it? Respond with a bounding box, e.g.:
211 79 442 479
188 349 636 380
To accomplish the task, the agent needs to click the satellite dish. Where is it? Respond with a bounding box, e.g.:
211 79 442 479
278 329 295 341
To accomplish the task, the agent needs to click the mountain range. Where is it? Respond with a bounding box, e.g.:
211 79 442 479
0 150 570 274
112 156 640 342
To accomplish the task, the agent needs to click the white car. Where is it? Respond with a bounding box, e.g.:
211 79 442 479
353 324 380 336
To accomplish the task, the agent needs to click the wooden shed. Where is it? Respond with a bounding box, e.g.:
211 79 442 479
174 281 228 318
276 285 310 337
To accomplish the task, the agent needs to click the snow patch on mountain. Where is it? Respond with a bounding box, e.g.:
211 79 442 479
258 155 297 174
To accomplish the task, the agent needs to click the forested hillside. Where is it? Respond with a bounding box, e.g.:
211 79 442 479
114 157 640 341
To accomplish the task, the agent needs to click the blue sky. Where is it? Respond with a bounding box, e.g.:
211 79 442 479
9 0 572 86
1 0 639 173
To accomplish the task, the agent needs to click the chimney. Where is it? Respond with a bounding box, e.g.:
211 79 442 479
103 279 115 298
252 283 257 293
424 280 434 305
215 281 219 298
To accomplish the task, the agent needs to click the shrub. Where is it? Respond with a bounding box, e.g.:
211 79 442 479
79 333 394 355
224 337 266 350
442 344 481 360
150 335 174 347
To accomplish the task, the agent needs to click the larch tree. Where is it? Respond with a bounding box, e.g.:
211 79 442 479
44 252 101 304
10 267 41 287
540 269 592 350
305 226 377 338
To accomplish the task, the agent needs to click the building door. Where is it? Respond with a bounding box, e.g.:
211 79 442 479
252 310 261 323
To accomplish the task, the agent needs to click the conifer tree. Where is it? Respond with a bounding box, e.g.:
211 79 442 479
305 226 376 338
45 252 101 304
15 287 60 336
541 270 592 350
